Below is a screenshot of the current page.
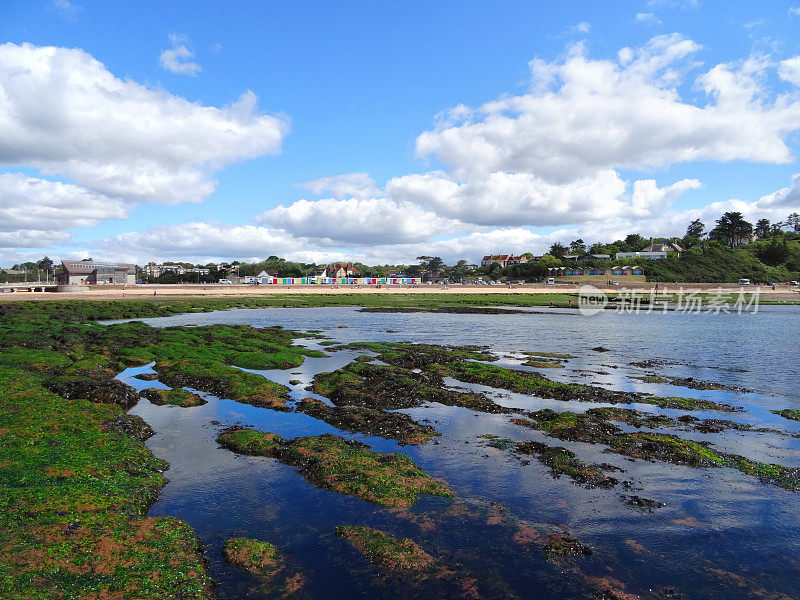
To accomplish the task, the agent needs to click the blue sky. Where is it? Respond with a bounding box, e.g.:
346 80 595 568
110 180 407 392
2 0 800 266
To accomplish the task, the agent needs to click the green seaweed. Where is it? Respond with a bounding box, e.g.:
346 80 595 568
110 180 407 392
141 387 207 407
772 409 800 422
335 526 435 572
217 429 452 507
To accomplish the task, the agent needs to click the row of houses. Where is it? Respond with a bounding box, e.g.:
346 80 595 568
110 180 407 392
256 276 421 285
144 265 212 277
550 265 644 277
480 254 529 268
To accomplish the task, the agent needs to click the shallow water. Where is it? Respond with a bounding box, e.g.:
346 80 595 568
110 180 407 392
116 306 800 599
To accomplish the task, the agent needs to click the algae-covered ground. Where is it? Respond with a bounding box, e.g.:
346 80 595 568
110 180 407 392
2 297 798 600
0 299 332 598
0 364 213 599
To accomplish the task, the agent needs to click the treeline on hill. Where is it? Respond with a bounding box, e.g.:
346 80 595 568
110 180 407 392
3 212 799 285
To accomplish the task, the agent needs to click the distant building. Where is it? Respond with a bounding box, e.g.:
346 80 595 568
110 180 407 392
615 242 681 260
481 254 528 268
328 262 360 278
576 253 611 262
60 260 135 285
614 251 668 260
642 241 683 254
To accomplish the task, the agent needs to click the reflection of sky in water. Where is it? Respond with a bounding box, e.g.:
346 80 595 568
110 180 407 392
115 306 800 599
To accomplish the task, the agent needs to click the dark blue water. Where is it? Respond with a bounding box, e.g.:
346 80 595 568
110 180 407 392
114 306 800 599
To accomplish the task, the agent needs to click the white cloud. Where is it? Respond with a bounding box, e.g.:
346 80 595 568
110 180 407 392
259 196 464 244
0 173 126 249
0 42 288 256
755 173 800 210
778 57 800 87
790 6 800 17
97 222 310 264
159 33 201 76
50 0 81 21
0 43 288 205
636 13 661 24
298 172 380 199
573 22 591 34
415 34 800 182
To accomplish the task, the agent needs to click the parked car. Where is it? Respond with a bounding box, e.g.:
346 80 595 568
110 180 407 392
610 280 619 286
546 277 555 285
738 279 751 286
218 279 232 284
790 281 799 287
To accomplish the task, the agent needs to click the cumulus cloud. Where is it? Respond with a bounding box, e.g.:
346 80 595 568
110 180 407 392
0 42 288 256
415 34 800 182
259 196 465 245
386 170 701 226
756 173 800 210
159 33 201 76
87 220 547 266
297 172 380 199
0 42 288 204
97 223 309 264
0 173 126 249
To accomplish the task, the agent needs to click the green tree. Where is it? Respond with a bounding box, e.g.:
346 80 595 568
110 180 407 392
709 212 753 248
568 239 586 254
758 236 789 266
754 219 771 238
548 242 567 259
787 212 800 232
685 219 705 239
36 256 54 273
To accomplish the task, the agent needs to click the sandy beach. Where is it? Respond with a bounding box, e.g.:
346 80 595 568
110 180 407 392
2 282 798 302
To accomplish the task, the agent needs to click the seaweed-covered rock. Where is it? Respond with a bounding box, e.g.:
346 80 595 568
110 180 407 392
133 372 159 381
772 409 800 422
542 533 593 562
514 440 620 488
313 361 507 414
336 525 435 572
217 429 452 507
223 537 281 576
141 387 207 407
217 428 284 457
100 414 154 441
621 495 665 512
46 376 140 409
296 398 438 445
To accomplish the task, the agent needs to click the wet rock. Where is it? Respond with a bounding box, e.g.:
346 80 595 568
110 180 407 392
542 533 593 561
218 429 453 507
513 439 620 488
621 495 665 512
296 398 438 445
100 414 154 441
591 346 612 352
132 373 159 381
140 387 206 408
336 525 435 572
46 377 140 409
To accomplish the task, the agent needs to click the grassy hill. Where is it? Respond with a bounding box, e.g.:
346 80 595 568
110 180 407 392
641 237 800 283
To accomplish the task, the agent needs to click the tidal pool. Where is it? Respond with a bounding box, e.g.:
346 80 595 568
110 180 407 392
115 306 800 599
